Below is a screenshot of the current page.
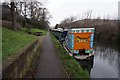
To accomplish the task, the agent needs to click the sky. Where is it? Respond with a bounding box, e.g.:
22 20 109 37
43 0 119 26
1 0 119 26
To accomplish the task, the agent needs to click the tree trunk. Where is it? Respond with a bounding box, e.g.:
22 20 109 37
24 2 27 28
11 1 16 30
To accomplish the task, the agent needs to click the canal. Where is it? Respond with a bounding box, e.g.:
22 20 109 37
78 40 119 78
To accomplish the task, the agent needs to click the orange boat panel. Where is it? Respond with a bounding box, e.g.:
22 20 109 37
74 33 92 50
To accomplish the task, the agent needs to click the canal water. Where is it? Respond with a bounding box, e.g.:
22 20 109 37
78 41 119 78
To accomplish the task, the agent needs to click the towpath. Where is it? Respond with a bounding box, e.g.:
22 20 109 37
34 32 67 78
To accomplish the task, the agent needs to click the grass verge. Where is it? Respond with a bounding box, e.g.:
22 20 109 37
2 28 37 60
50 33 89 78
21 28 47 36
0 27 2 61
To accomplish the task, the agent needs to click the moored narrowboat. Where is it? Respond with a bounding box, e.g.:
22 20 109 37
63 28 95 60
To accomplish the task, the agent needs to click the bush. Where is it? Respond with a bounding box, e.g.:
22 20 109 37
2 20 22 30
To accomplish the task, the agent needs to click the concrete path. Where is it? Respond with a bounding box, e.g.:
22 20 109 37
34 32 67 78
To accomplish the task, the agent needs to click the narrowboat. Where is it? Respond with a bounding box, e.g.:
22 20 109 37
63 28 95 60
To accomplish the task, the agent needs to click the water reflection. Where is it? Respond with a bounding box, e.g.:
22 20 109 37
78 41 119 78
91 46 118 78
118 53 120 79
78 56 94 74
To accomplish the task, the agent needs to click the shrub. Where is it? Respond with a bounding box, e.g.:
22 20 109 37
2 20 22 30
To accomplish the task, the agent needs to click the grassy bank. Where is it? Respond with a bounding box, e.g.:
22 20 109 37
21 28 47 36
2 28 37 60
50 33 89 78
31 28 47 35
0 27 2 61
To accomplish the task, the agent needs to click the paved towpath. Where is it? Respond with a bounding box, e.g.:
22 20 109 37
34 32 67 78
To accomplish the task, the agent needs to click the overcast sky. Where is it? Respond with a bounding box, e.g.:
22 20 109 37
1 0 119 26
43 0 119 26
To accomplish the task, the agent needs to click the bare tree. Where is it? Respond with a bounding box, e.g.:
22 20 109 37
9 0 51 29
59 16 77 28
82 10 92 27
82 10 92 19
